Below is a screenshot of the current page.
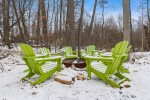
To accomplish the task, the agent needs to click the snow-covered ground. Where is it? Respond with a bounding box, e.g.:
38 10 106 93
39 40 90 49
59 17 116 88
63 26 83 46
0 48 150 100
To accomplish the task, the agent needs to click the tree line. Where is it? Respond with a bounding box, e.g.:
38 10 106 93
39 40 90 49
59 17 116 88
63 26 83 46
0 0 150 51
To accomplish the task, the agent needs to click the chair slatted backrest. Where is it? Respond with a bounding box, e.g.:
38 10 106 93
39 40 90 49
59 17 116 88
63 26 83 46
125 45 132 54
111 48 114 53
40 47 51 57
23 56 43 74
112 41 129 57
46 48 51 56
117 45 132 71
40 47 47 54
19 43 30 56
86 45 96 56
20 43 42 74
105 41 129 75
20 43 36 57
105 55 126 75
62 46 73 55
19 43 26 55
25 44 36 56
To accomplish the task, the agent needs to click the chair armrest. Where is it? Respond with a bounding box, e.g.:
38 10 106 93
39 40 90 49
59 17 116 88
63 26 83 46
92 50 97 52
100 53 112 57
51 52 61 56
85 56 113 62
62 51 67 57
35 54 48 58
80 50 85 56
98 51 104 56
115 54 128 58
73 50 78 55
91 50 96 55
35 56 63 62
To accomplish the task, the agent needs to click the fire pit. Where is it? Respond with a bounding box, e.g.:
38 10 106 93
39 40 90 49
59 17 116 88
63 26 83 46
62 58 77 68
62 58 86 68
73 59 86 68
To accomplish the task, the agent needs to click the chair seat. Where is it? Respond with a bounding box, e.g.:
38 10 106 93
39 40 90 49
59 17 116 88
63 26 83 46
91 61 107 73
42 62 57 73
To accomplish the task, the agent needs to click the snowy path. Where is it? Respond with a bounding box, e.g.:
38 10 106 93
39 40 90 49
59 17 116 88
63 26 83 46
0 53 150 100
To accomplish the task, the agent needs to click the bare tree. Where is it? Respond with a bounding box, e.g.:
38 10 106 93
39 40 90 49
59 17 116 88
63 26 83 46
123 0 132 43
147 0 150 29
77 0 84 57
87 0 98 43
59 0 63 39
11 0 26 43
40 0 48 47
18 0 29 41
98 0 107 49
36 0 41 45
2 0 11 48
66 0 75 50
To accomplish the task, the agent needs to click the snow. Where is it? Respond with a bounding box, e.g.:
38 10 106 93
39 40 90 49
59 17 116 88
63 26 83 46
0 49 150 100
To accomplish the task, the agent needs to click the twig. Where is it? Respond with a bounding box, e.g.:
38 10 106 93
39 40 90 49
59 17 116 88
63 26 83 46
0 62 4 72
0 53 10 60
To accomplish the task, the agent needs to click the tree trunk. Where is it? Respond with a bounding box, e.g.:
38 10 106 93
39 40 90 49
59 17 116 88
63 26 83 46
123 0 131 43
2 0 11 48
18 0 29 41
60 0 63 39
147 0 150 32
11 0 26 43
40 0 48 47
88 0 97 44
101 4 105 49
66 0 75 50
36 0 41 45
78 0 84 58
87 0 98 44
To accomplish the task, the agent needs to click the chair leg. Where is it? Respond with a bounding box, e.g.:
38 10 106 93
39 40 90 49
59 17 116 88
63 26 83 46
23 69 29 73
31 75 44 85
21 71 34 81
105 77 120 88
88 70 91 79
115 73 130 81
31 70 54 85
57 59 62 72
120 67 129 73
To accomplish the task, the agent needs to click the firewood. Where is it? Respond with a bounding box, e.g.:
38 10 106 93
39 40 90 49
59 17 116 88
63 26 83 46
76 73 85 80
54 75 74 85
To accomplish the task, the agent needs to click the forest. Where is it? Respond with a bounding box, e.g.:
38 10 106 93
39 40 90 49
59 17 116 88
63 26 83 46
0 0 149 51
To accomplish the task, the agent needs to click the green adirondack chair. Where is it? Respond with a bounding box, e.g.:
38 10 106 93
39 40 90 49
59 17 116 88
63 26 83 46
62 46 78 58
85 41 130 88
98 42 132 73
102 41 131 74
39 47 50 56
119 45 132 73
20 43 48 58
81 45 96 58
20 44 63 85
20 43 50 72
39 47 60 57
